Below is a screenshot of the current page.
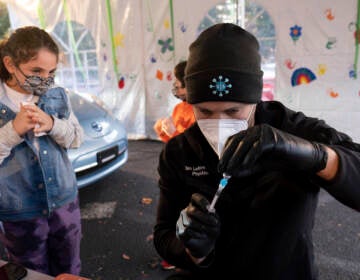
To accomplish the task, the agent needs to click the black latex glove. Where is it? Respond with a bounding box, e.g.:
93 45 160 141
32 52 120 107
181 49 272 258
218 124 328 177
176 193 221 258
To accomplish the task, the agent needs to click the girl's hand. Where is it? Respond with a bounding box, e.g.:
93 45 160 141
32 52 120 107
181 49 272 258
161 117 176 136
12 104 37 136
22 104 54 135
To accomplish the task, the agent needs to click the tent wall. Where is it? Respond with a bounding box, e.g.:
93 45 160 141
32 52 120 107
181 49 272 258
259 0 360 142
5 0 360 142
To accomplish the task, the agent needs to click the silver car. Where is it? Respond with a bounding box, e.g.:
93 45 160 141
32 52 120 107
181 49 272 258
66 91 128 188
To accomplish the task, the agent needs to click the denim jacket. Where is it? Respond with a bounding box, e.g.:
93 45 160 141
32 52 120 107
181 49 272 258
0 86 79 221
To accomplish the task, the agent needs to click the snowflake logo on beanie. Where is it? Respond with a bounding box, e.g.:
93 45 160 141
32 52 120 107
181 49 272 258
209 75 232 97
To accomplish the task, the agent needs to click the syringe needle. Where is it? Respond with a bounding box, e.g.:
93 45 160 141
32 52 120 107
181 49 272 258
207 173 231 213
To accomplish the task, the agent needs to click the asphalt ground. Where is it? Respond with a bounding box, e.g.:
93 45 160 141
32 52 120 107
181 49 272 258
1 140 359 279
78 140 171 280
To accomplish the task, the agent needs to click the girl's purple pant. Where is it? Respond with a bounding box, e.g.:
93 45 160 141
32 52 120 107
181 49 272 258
0 198 82 276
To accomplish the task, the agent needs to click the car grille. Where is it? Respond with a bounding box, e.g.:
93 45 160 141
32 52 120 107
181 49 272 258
75 148 125 178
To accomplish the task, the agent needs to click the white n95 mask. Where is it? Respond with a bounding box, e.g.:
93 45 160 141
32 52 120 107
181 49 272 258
198 118 248 158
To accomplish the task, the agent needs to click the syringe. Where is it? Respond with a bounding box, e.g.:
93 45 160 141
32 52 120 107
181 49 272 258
207 173 231 213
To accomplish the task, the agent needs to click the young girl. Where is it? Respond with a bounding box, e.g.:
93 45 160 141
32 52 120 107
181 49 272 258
153 61 195 142
0 26 84 276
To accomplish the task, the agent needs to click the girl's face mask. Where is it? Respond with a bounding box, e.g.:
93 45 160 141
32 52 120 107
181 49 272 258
15 67 55 96
197 105 254 158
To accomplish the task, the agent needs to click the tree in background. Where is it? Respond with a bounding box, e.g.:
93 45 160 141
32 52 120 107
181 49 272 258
0 2 10 39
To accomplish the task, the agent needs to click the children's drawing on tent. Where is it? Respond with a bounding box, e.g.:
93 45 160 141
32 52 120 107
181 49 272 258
164 19 170 29
284 59 296 70
324 8 335 21
155 90 161 100
326 37 337 49
178 21 187 33
114 32 125 48
147 13 178 101
317 64 327 76
156 70 164 81
289 25 302 44
348 22 357 32
118 76 125 89
158 37 174 54
291 67 316 86
150 54 157 63
155 18 175 62
148 17 175 92
327 88 339 98
349 64 357 79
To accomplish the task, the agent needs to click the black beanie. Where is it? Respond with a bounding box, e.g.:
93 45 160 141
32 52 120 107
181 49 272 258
185 23 263 104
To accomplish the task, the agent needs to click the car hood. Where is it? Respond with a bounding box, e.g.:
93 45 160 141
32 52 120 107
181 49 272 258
69 92 107 120
69 92 115 138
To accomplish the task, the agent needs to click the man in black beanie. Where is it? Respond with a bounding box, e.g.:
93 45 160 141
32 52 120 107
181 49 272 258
153 23 360 279
185 23 263 104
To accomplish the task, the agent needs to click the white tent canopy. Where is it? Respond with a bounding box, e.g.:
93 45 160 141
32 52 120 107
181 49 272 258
5 0 360 142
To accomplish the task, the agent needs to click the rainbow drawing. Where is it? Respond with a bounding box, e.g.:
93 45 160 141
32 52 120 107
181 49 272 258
291 67 317 86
